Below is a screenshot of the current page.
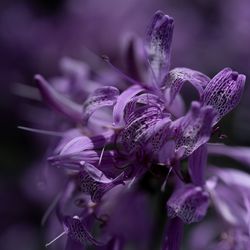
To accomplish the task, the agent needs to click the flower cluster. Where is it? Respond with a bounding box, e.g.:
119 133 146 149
33 11 250 250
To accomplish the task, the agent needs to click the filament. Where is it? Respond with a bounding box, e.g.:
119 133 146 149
18 126 64 137
45 231 67 247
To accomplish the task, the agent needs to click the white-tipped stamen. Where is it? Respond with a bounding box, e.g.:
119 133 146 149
128 176 136 189
98 146 106 166
18 126 64 137
45 231 67 247
161 167 172 192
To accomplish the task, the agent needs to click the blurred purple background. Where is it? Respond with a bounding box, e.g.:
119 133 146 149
1 0 250 249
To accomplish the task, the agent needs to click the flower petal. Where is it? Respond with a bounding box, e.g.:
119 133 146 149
82 86 119 124
167 94 185 118
210 167 250 190
78 163 124 203
164 67 210 104
35 74 82 123
167 185 210 224
158 140 176 165
206 172 248 228
208 144 250 167
118 106 161 154
145 11 174 87
64 216 105 246
143 117 173 157
188 144 207 186
201 68 246 124
173 101 216 157
113 85 144 127
48 150 115 170
59 130 115 155
162 217 183 250
123 93 166 124
123 35 147 82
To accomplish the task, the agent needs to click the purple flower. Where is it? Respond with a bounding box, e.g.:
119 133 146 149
25 10 249 250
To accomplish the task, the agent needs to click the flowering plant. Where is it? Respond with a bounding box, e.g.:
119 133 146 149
30 11 250 250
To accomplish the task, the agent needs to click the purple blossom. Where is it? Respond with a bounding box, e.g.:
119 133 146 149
21 9 250 250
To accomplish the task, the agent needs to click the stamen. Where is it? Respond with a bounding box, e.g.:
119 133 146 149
98 146 106 166
42 192 62 226
101 55 143 86
128 176 136 189
161 167 172 192
18 126 64 137
45 231 67 247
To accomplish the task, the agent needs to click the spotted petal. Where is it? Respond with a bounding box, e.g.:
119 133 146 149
118 106 162 154
145 11 174 87
113 85 144 127
123 93 166 124
82 86 119 124
35 74 82 123
167 184 209 224
173 101 216 157
143 117 173 158
78 163 124 203
201 68 246 124
164 67 210 104
64 216 105 246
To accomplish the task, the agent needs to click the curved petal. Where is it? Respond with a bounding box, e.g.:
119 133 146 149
206 171 249 229
143 117 173 157
164 67 210 104
118 106 161 154
82 86 119 124
173 101 216 158
35 74 82 123
145 11 174 88
210 167 250 190
167 185 210 224
167 94 185 118
64 216 105 246
208 143 250 167
113 85 144 127
59 130 115 155
201 68 246 124
48 150 117 171
78 163 124 203
122 93 166 126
